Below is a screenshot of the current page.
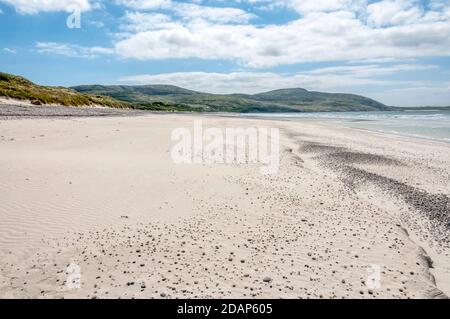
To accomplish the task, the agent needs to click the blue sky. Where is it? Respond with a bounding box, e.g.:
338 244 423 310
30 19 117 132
1 0 450 106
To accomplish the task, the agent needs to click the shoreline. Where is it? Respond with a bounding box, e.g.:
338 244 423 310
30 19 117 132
2 103 449 144
0 113 449 299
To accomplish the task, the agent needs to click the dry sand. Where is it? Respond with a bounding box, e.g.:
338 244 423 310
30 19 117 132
0 98 143 118
0 113 449 299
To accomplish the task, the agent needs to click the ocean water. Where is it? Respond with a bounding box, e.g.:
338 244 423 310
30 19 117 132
240 110 450 143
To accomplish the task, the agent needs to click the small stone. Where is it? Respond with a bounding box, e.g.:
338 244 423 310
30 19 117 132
263 277 272 283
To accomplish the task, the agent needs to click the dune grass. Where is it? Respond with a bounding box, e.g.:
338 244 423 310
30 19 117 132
0 72 131 109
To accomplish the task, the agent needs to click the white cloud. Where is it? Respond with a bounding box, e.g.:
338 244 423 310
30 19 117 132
36 42 114 58
3 47 16 54
114 10 450 68
117 0 255 23
121 12 177 32
172 3 255 23
367 0 423 27
0 0 94 14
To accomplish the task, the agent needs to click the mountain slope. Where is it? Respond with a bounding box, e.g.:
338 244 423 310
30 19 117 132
0 73 130 109
72 84 391 112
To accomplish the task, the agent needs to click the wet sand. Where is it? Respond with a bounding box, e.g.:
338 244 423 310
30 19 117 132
0 113 449 299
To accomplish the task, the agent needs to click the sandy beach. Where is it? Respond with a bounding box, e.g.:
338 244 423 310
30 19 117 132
0 112 449 299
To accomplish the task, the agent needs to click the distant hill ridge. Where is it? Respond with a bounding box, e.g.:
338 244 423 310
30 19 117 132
72 84 392 112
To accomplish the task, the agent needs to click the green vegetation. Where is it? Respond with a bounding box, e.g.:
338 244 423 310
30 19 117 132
72 85 393 113
0 72 130 109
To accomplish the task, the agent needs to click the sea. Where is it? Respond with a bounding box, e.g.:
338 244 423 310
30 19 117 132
239 110 450 143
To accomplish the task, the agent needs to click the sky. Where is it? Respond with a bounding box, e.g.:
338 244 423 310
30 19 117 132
0 0 450 106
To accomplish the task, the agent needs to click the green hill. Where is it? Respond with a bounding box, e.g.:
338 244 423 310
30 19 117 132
249 88 389 111
72 84 391 112
0 72 130 109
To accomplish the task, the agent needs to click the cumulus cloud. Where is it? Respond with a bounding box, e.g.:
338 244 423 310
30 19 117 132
113 9 450 67
0 0 95 14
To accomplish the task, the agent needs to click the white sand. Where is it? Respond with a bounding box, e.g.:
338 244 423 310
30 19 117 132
0 97 35 107
0 114 449 299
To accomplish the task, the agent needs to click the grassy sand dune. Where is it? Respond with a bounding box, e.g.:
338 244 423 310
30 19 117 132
0 72 130 109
